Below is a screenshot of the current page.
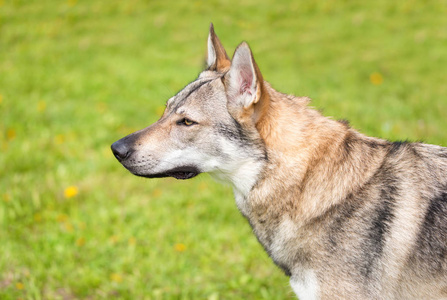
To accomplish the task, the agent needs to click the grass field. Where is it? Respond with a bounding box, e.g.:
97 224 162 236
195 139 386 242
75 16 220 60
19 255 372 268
1 1 447 299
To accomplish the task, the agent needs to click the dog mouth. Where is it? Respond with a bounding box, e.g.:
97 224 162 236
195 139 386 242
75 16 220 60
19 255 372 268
136 166 200 180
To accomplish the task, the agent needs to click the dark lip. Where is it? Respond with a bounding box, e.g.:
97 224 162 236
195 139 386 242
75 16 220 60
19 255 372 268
134 166 200 180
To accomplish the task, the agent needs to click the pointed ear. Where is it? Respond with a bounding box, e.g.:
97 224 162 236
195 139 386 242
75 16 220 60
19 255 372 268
225 42 264 110
207 23 231 72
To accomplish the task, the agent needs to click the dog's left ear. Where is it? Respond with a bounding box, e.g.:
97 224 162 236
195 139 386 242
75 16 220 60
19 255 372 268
207 23 231 72
225 42 267 121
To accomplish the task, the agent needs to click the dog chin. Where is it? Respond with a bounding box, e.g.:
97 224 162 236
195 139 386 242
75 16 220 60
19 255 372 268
133 166 201 180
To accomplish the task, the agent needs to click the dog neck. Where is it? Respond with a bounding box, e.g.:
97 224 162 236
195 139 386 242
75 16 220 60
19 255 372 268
248 83 388 224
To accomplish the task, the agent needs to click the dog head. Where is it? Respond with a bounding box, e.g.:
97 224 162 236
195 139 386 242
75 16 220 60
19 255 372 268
111 24 268 192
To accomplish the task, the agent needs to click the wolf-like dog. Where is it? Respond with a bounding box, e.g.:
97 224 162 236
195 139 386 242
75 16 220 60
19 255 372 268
111 24 447 299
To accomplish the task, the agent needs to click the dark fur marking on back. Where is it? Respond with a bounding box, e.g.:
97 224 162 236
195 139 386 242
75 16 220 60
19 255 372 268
361 186 396 278
358 148 400 279
388 141 409 156
339 132 356 163
358 141 416 274
324 193 362 252
411 189 447 274
364 139 386 150
337 119 351 127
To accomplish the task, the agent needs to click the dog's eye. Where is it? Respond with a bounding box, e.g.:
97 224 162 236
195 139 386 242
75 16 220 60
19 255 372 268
177 118 196 126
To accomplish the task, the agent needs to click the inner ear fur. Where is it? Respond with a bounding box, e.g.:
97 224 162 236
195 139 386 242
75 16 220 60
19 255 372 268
225 42 269 124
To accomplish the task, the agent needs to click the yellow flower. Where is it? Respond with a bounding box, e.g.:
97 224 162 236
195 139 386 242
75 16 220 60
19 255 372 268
370 72 383 85
16 282 24 290
6 128 16 140
152 188 162 198
109 235 120 244
2 193 10 202
174 243 186 252
64 186 78 198
110 273 123 283
128 237 137 246
76 237 85 247
64 222 74 233
37 100 46 112
34 213 42 222
54 134 65 145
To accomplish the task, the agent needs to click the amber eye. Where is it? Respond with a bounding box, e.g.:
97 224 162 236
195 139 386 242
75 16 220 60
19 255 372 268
177 118 196 126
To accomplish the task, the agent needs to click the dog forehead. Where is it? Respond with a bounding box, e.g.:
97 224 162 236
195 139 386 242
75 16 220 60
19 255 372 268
166 73 225 112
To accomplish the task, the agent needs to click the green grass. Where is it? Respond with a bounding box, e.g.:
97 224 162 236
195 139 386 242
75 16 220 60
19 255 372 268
1 0 447 299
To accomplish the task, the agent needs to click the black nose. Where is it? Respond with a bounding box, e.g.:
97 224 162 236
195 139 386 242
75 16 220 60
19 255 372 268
111 139 133 162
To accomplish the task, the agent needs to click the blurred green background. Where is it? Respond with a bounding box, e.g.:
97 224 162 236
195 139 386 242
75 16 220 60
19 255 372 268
1 0 446 299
